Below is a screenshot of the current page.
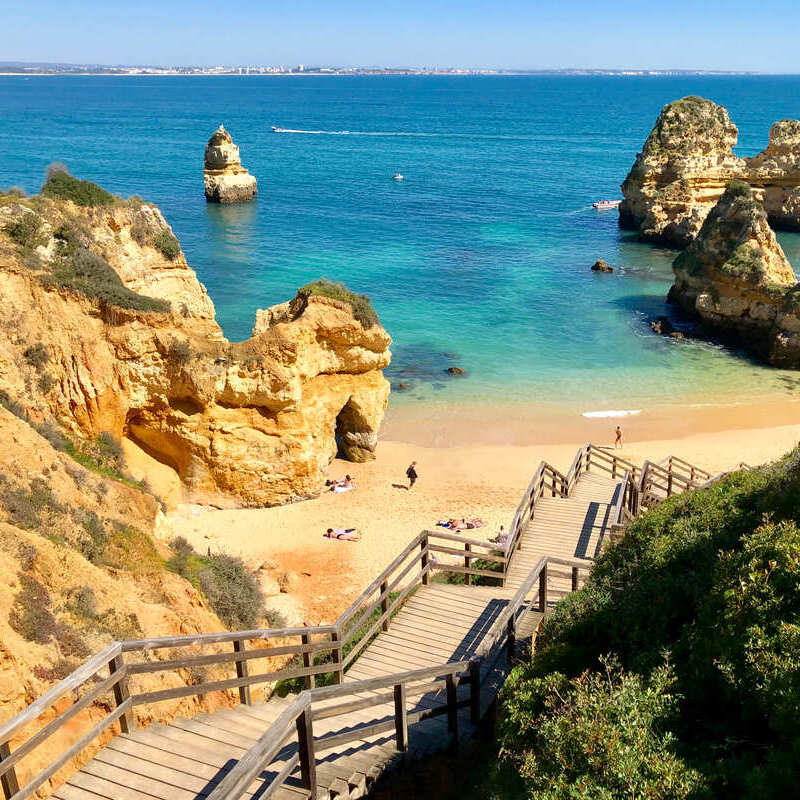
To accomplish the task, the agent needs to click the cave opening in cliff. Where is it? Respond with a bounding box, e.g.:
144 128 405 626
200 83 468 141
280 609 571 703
335 398 371 462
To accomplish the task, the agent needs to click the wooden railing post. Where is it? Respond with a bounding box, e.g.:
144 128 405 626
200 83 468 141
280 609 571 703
394 683 408 753
446 674 459 742
571 567 579 592
109 654 135 733
301 633 314 690
539 564 548 613
667 472 673 496
296 706 317 793
331 630 344 684
380 580 390 631
420 534 429 585
464 543 472 586
469 661 481 724
586 448 591 471
232 640 251 705
1 742 20 800
506 615 516 665
612 458 617 479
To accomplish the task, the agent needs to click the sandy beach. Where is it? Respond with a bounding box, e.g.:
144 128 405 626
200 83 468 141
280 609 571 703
156 397 800 625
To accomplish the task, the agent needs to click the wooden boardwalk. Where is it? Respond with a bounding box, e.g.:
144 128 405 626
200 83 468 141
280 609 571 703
505 471 620 599
7 444 713 800
50 584 522 800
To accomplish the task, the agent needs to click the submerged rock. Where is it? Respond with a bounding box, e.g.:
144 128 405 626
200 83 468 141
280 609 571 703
669 180 800 363
591 259 614 272
203 125 258 204
446 366 467 375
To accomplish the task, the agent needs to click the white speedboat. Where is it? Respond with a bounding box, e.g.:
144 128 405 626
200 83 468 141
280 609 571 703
593 199 622 210
392 173 404 180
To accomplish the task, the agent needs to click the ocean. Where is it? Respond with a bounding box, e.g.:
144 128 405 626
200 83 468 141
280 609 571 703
3 74 800 410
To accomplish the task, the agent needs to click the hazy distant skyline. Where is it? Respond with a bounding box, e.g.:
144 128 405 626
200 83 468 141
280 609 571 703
4 0 800 73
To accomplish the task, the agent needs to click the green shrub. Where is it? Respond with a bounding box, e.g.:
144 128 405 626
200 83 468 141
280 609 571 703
41 167 114 207
4 212 47 249
168 549 263 629
49 243 170 313
129 220 150 245
297 279 379 329
498 450 800 797
23 342 50 371
197 554 264 630
3 186 27 198
152 229 181 260
167 340 192 366
38 373 56 394
0 389 28 420
500 656 705 799
9 574 58 643
68 585 98 620
5 478 63 530
77 509 108 563
101 524 164 572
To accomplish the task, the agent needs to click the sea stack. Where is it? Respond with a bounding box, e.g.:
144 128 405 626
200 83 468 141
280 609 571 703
203 124 258 204
669 180 800 365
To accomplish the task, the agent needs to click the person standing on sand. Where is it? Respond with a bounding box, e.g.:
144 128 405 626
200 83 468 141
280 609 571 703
406 461 418 489
615 426 623 449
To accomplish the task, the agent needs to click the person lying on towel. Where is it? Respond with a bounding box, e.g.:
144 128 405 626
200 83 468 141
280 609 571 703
324 528 361 541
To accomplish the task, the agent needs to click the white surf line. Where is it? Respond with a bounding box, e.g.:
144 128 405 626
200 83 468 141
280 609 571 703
271 128 538 140
581 409 642 418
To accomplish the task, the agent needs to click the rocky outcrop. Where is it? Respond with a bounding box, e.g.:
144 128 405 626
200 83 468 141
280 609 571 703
620 97 745 247
203 125 258 204
620 97 800 246
591 259 614 272
0 192 391 506
746 119 800 231
668 180 800 364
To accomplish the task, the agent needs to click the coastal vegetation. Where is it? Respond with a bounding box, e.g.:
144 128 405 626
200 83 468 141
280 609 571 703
40 163 115 206
464 448 800 799
298 278 379 329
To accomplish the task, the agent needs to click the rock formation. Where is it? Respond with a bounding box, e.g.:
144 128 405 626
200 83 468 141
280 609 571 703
620 97 800 246
668 180 800 364
0 190 391 507
746 119 800 231
591 259 614 272
620 97 746 247
203 125 258 204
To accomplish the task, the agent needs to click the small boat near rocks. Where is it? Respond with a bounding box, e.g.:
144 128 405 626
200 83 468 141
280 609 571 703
593 199 622 210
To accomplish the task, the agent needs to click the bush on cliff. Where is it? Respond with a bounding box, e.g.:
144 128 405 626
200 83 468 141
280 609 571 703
41 165 114 207
167 540 264 630
50 227 170 313
298 278 379 329
152 229 181 260
4 211 47 250
494 448 800 799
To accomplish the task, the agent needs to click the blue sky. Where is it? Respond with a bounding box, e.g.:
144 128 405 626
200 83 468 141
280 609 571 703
4 0 800 72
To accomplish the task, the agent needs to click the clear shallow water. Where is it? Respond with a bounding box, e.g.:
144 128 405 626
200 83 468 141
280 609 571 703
3 74 800 408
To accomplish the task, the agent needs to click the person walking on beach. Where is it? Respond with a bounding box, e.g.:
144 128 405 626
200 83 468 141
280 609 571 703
615 426 623 449
406 461 418 489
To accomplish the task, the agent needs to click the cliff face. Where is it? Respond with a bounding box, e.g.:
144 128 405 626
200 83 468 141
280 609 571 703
746 119 800 232
620 97 800 246
203 125 258 204
0 193 391 507
669 181 800 364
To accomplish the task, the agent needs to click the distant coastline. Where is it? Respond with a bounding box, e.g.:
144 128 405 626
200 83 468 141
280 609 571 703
0 62 768 77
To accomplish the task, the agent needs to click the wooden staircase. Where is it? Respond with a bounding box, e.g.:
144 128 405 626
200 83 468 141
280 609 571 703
0 444 721 800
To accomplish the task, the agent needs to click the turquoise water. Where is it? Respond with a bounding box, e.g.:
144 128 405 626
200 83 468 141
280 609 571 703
3 75 800 408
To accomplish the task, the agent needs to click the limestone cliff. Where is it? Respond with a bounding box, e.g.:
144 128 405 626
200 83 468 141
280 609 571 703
620 97 800 246
746 119 800 232
0 187 391 507
203 125 258 204
620 96 745 247
669 180 800 364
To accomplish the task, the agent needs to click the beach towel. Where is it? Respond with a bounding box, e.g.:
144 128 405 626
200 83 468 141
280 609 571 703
324 528 361 541
332 485 355 493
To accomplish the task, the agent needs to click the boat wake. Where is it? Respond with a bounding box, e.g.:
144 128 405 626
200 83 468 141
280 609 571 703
271 127 537 140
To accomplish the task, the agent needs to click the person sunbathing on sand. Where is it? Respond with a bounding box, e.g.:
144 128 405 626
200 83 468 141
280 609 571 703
325 528 361 541
329 475 356 493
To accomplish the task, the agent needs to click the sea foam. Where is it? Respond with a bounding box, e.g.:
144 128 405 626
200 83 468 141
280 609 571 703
581 409 642 418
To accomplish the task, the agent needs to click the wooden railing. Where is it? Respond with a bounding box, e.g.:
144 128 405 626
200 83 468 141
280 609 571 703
202 554 592 800
0 441 726 800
